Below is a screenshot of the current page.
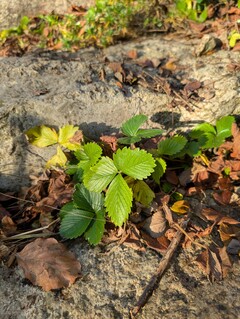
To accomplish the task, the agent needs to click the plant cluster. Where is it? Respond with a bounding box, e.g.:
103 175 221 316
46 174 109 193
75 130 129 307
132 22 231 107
25 114 236 245
1 0 239 54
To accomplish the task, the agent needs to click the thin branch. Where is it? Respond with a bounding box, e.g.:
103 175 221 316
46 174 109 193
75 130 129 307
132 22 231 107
130 218 189 318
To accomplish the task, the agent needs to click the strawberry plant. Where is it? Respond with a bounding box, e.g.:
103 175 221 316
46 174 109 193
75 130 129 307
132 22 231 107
25 114 236 245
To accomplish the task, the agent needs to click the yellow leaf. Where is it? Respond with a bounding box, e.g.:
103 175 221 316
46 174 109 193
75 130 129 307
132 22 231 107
25 125 58 147
58 125 82 151
171 200 190 214
46 146 67 168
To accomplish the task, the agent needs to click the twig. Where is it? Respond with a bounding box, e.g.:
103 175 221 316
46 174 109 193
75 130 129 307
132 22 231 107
130 218 189 318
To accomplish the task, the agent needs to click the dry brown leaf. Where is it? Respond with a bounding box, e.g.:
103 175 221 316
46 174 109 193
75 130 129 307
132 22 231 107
219 223 240 244
127 49 138 59
141 231 170 254
213 190 232 205
196 248 223 281
17 238 81 291
142 208 167 238
201 208 240 225
184 80 202 93
165 169 179 185
108 62 124 73
122 225 145 252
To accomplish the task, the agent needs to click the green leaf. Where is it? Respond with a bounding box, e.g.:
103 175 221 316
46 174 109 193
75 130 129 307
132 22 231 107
60 209 94 239
105 174 133 226
84 156 118 192
216 116 235 140
189 123 216 139
73 183 104 212
152 157 167 184
132 180 155 206
118 136 141 145
136 128 163 138
158 136 187 156
25 125 58 147
45 146 67 168
184 141 202 157
113 147 156 180
58 125 81 150
198 132 216 148
121 114 147 137
84 210 106 245
74 142 102 171
59 201 75 219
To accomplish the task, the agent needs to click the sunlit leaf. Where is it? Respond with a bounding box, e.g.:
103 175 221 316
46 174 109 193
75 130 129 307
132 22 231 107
113 147 155 180
136 128 163 138
158 136 187 156
83 156 118 192
25 125 58 147
216 116 235 140
105 174 133 226
58 125 81 150
189 123 216 139
46 146 67 168
73 183 104 212
171 200 190 214
152 157 167 184
75 142 102 172
121 114 147 137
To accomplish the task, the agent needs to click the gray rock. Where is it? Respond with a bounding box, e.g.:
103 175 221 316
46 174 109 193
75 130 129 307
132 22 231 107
0 36 239 191
0 35 240 319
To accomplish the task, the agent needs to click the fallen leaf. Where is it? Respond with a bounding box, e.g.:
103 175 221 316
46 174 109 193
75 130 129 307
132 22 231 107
201 208 240 225
213 190 232 205
219 223 240 244
17 238 81 291
196 248 223 281
142 208 167 238
184 80 202 93
141 231 170 254
127 49 138 59
227 238 240 255
171 200 190 215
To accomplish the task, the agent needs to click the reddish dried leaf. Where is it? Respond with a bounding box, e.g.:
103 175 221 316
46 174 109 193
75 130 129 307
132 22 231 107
127 49 138 59
100 135 118 152
184 80 201 92
213 190 232 205
165 170 179 185
201 208 240 225
219 223 240 244
141 231 170 254
196 248 222 281
142 208 167 238
232 42 240 52
122 225 145 252
136 58 154 68
1 216 17 234
17 238 81 291
108 62 124 73
231 123 240 159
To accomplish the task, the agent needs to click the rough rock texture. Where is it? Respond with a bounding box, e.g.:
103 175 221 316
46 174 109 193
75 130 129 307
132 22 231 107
0 35 239 191
0 0 94 30
0 240 239 319
0 35 240 319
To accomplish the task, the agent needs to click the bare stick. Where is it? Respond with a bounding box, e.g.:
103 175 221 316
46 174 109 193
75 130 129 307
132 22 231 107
130 218 189 318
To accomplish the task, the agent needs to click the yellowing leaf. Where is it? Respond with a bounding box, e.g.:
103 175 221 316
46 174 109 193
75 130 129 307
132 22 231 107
58 125 82 151
171 200 190 214
132 180 155 207
46 146 67 168
25 125 58 147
